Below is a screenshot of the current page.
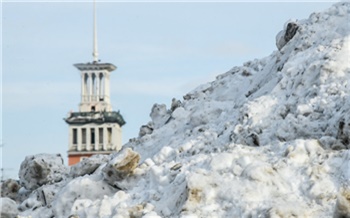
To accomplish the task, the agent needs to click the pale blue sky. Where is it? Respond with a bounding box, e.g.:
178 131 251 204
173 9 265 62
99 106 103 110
2 1 336 179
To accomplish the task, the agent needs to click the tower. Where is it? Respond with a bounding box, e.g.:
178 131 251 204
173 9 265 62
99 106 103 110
65 1 125 166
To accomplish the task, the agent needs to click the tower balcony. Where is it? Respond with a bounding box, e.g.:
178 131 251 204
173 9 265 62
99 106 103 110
65 111 126 126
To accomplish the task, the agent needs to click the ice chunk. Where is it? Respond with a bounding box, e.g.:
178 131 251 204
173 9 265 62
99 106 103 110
69 154 109 178
19 153 68 190
102 148 140 187
150 104 171 129
51 175 116 217
0 197 19 218
1 179 20 201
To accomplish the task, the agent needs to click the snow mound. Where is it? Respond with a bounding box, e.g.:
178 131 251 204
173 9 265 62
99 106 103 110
18 153 68 191
4 2 350 217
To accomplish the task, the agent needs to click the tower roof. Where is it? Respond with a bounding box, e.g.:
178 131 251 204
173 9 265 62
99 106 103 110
74 62 117 72
65 111 126 126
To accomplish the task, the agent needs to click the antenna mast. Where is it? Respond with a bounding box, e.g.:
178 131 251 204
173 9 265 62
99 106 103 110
92 0 99 63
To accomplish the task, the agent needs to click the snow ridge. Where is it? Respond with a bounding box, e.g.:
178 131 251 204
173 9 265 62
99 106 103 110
1 2 350 218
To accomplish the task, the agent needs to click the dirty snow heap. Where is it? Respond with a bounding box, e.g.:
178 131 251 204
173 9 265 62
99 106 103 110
1 2 349 218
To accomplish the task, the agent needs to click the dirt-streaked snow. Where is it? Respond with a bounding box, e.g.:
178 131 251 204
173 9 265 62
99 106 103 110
1 2 349 218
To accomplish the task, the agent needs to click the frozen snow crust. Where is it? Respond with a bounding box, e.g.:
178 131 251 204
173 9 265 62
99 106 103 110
2 2 349 217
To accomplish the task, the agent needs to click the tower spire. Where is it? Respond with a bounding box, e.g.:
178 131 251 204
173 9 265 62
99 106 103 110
92 0 99 63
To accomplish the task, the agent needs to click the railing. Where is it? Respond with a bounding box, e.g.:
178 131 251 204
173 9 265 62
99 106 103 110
68 144 114 152
82 96 89 102
91 96 98 102
81 95 109 102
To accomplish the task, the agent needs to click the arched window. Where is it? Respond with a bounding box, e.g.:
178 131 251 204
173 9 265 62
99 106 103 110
84 74 89 102
99 73 104 101
92 73 96 95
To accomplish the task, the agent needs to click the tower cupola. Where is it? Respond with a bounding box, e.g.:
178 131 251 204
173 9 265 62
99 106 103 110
64 1 125 166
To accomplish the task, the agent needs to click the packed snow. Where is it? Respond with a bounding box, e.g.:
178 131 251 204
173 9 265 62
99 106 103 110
1 2 349 217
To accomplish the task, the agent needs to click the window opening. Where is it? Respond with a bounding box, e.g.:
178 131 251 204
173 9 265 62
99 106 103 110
99 128 103 144
91 128 95 144
81 128 86 144
99 73 104 101
72 129 77 145
107 128 112 144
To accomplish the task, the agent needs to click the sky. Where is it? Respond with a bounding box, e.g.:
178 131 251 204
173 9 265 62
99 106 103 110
1 1 337 180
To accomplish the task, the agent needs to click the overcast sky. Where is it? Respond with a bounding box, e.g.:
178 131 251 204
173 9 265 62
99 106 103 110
2 1 337 179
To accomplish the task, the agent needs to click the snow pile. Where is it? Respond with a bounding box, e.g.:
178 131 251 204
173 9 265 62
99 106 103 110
1 2 349 217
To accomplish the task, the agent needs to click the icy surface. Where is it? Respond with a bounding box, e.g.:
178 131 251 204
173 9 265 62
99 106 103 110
4 2 350 217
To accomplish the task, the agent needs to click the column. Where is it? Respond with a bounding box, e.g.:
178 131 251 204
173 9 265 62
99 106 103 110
99 73 103 100
68 127 73 150
89 73 93 102
103 126 108 151
104 73 110 103
115 126 122 151
95 127 99 151
77 127 82 151
84 74 88 102
86 127 91 151
95 73 99 101
81 72 85 103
